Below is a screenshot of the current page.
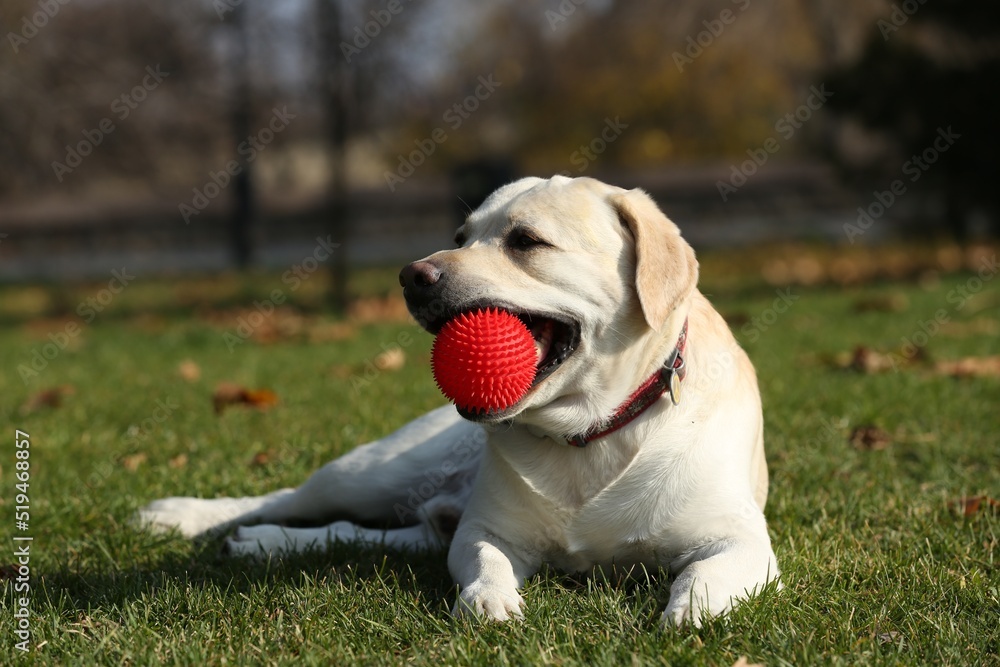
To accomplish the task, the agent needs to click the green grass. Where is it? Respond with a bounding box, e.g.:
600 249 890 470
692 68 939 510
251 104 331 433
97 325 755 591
1 251 998 666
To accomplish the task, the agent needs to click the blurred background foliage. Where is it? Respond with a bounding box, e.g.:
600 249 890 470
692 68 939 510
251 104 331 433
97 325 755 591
1 0 997 288
1 0 865 193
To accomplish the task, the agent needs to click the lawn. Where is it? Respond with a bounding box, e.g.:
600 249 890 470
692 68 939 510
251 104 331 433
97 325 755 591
1 244 997 666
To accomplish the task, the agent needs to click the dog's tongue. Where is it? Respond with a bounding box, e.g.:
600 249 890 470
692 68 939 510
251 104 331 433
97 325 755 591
532 320 554 366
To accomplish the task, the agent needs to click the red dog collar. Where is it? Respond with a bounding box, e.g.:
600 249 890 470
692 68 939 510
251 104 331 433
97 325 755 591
567 318 688 448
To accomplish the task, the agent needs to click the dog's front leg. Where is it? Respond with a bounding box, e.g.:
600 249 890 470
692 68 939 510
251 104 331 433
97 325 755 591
448 523 538 622
662 529 779 628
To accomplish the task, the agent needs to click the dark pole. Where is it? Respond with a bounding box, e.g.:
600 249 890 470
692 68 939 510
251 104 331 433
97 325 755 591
317 0 350 313
229 4 254 269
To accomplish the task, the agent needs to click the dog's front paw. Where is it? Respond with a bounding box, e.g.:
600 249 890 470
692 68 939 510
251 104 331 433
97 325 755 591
662 572 779 628
661 593 723 629
662 569 746 628
452 582 524 622
662 542 781 628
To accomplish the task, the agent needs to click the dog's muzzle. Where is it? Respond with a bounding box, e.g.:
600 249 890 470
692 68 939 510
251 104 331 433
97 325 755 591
399 259 581 419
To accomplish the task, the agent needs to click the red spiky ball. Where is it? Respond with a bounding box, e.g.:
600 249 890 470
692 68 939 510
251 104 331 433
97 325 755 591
431 308 537 414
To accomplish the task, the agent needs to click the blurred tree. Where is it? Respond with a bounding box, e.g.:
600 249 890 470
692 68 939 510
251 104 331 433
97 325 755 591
0 0 226 198
306 0 444 307
384 0 842 180
315 0 351 312
822 0 1000 239
226 3 255 269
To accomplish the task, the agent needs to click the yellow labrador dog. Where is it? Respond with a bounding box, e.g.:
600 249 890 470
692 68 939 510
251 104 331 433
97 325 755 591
139 176 779 626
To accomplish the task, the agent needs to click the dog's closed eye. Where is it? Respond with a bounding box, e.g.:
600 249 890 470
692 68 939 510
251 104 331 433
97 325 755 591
507 229 550 251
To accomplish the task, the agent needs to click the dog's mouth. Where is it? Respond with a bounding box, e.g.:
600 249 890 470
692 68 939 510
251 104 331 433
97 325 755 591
425 305 580 419
518 312 580 385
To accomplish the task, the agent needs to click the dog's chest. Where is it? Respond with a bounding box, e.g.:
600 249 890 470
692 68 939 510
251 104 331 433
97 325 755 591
493 434 692 569
495 434 639 509
549 473 689 570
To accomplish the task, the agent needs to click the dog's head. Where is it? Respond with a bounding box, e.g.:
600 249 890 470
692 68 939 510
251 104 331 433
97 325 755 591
400 176 698 436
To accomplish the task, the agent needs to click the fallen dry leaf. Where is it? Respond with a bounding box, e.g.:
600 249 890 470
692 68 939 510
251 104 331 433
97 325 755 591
213 383 280 414
212 382 244 412
348 294 411 323
790 256 824 285
828 255 866 285
129 313 167 333
250 450 274 467
950 496 1000 517
852 294 908 313
848 346 897 374
243 389 280 408
306 321 356 343
831 344 928 373
329 364 354 379
200 307 359 345
936 245 964 272
932 356 1000 378
199 307 301 344
940 319 1000 337
746 242 1000 288
24 317 82 339
177 359 201 382
876 630 903 645
168 453 189 469
20 385 75 414
375 348 406 371
850 425 892 451
121 452 148 472
251 308 305 344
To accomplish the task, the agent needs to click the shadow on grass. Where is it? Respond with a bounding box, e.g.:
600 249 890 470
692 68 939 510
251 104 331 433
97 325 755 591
45 529 459 619
43 524 691 628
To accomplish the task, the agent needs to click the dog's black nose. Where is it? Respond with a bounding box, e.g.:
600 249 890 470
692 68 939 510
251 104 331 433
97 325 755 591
399 261 442 289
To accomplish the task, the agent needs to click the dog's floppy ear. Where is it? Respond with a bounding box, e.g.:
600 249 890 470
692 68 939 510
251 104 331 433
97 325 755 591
610 188 699 331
